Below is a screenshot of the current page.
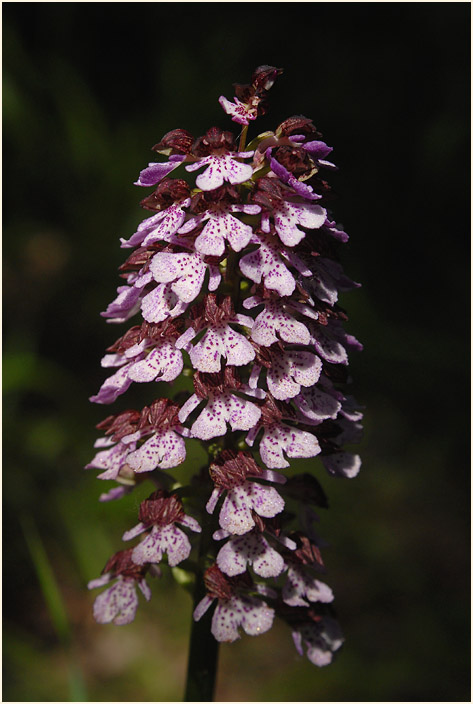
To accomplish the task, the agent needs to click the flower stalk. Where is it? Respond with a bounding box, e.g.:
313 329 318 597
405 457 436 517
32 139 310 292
86 65 362 699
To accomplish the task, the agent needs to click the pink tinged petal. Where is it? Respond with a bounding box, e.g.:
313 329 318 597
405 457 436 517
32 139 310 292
141 283 187 324
292 629 304 656
211 595 273 642
138 579 152 601
150 252 206 303
259 425 320 469
194 225 226 257
239 238 296 297
189 328 226 373
296 618 344 667
211 599 241 642
126 430 186 472
322 452 361 478
305 579 334 604
221 213 254 252
120 211 167 248
227 394 261 432
193 595 214 622
206 487 222 515
239 596 274 637
245 425 259 447
295 387 342 422
208 265 221 291
135 157 184 187
216 538 248 576
219 485 257 535
273 202 326 247
89 363 134 404
85 441 131 478
234 313 254 328
132 524 192 567
309 324 348 365
93 438 120 455
251 303 310 347
175 326 198 350
101 353 127 368
211 597 274 643
179 515 202 533
131 528 164 565
99 486 133 502
249 481 285 519
153 524 192 567
88 574 112 590
190 396 227 440
218 95 256 125
101 285 143 323
259 469 287 484
122 522 147 541
222 326 255 366
127 344 183 383
217 533 284 578
178 393 201 423
93 578 138 625
142 203 189 247
267 356 300 401
248 364 262 389
219 481 284 535
283 566 333 607
188 155 254 191
290 352 323 386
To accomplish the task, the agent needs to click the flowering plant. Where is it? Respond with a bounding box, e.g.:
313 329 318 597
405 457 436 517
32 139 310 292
87 66 362 699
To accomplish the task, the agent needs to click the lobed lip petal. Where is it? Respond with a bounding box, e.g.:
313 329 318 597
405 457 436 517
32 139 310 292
126 430 186 472
92 578 139 626
127 343 183 383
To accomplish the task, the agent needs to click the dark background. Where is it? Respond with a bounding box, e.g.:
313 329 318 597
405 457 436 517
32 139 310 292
3 2 470 701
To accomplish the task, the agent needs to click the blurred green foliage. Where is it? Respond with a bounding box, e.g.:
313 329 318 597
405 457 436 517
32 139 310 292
3 3 469 702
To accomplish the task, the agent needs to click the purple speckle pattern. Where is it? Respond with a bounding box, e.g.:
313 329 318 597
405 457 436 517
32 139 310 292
190 392 261 441
132 524 192 567
88 68 362 664
186 154 254 191
211 595 274 642
239 234 296 297
217 531 285 577
259 423 321 469
189 324 255 373
282 565 334 607
126 430 186 472
91 577 140 626
218 481 284 535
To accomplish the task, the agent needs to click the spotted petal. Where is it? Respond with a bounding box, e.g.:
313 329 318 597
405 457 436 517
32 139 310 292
259 424 321 469
217 532 284 578
127 343 183 383
126 430 186 472
211 595 274 642
92 578 139 626
219 481 284 535
132 524 191 567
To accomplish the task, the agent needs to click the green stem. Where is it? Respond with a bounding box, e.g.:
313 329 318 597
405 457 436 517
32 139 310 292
239 124 249 152
184 505 219 701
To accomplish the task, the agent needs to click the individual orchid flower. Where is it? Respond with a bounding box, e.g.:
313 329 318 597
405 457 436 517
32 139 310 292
123 492 201 567
175 294 255 373
178 369 261 441
193 564 275 643
88 549 153 626
205 450 286 535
